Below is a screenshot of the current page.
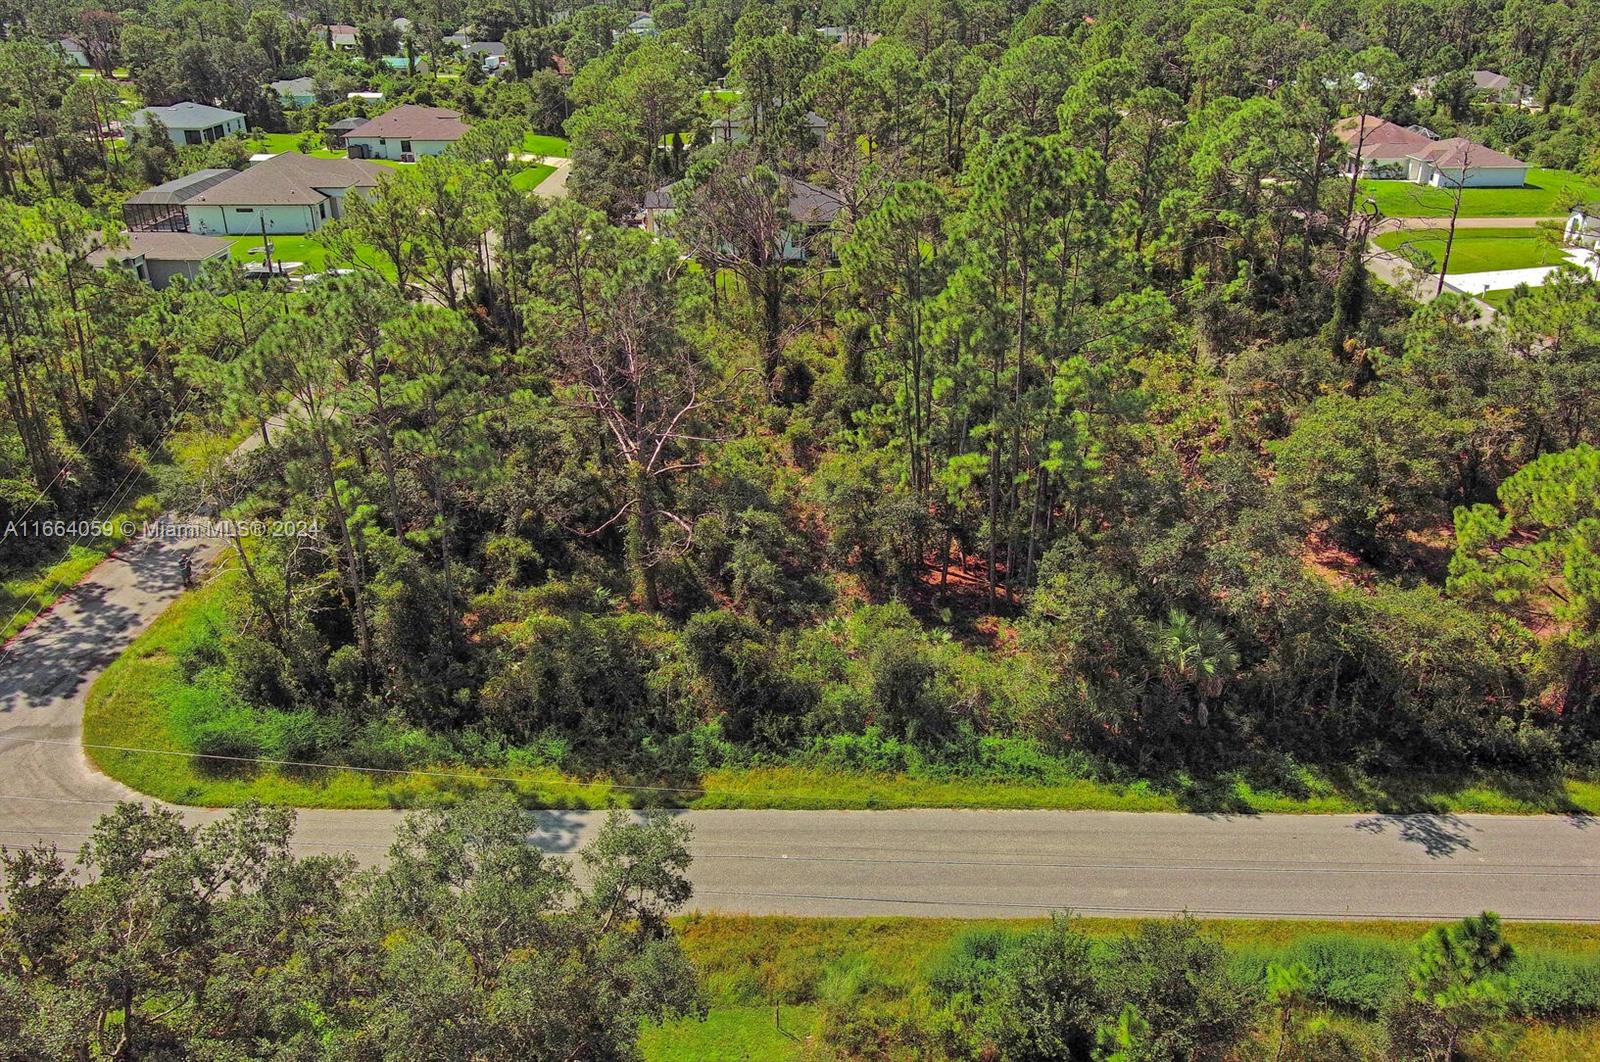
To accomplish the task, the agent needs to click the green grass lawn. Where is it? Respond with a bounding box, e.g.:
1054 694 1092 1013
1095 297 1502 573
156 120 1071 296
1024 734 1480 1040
509 163 556 192
519 132 569 157
1373 225 1571 273
228 232 396 279
246 132 344 159
1 493 159 643
83 569 1600 815
1361 168 1600 217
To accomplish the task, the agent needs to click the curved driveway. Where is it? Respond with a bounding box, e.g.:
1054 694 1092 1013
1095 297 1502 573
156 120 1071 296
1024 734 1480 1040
3 528 1599 921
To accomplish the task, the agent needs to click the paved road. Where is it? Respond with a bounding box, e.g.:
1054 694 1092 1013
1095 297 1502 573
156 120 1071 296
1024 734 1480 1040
3 526 1599 921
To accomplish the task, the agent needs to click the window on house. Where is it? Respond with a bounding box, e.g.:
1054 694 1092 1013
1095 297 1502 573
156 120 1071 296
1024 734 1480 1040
236 207 254 213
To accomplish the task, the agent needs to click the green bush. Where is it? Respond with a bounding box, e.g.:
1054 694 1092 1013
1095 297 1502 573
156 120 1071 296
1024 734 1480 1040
1508 952 1600 1018
1280 935 1406 1014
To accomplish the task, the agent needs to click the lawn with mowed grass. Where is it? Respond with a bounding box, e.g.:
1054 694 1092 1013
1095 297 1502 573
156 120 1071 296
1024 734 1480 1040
246 132 344 159
1373 225 1571 273
509 163 555 192
228 232 395 279
1361 168 1600 217
519 132 569 157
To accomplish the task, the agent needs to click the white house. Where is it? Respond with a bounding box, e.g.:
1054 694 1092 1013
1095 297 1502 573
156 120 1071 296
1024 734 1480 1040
1332 115 1430 178
87 231 234 288
1565 205 1600 249
57 38 90 67
343 104 468 161
643 175 843 261
707 109 829 146
465 41 507 71
183 152 388 235
1405 138 1528 188
269 77 316 106
128 102 247 147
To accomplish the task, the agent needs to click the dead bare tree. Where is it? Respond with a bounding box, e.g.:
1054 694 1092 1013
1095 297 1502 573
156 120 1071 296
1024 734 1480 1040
534 209 748 610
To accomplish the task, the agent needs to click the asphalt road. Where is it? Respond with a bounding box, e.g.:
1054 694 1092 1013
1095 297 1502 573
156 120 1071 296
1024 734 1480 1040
3 525 1599 921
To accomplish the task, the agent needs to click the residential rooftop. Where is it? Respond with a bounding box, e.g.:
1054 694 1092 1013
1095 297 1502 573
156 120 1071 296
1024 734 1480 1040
186 152 388 206
128 102 245 130
345 105 469 142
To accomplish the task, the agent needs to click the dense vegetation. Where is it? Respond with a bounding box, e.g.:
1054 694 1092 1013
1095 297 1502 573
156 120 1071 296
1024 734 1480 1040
2 0 1599 809
658 912 1600 1060
6 798 1598 1059
0 799 702 1057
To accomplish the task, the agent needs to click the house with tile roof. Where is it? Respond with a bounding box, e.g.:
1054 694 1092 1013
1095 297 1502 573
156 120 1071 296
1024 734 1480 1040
1405 138 1527 188
182 152 389 235
1332 115 1430 178
343 104 469 160
128 102 247 147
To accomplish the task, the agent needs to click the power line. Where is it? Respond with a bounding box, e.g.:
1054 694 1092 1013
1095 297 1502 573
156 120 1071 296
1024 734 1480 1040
690 889 1600 924
3 343 172 529
0 390 200 656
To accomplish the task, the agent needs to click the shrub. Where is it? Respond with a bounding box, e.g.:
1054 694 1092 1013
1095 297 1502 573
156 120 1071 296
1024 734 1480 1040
1094 917 1253 1061
1280 935 1407 1014
1507 952 1600 1018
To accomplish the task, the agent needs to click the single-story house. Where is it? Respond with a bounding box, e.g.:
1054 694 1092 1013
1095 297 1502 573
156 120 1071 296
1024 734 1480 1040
1332 115 1430 178
1472 70 1534 107
644 175 843 261
128 102 247 147
466 41 506 71
348 91 384 102
87 231 234 288
1414 70 1536 108
1564 205 1600 249
57 37 90 67
123 168 240 231
1406 138 1527 188
708 109 829 146
327 116 367 141
444 31 471 47
327 23 359 49
269 77 316 106
625 13 657 35
183 152 389 235
344 104 468 160
380 55 428 73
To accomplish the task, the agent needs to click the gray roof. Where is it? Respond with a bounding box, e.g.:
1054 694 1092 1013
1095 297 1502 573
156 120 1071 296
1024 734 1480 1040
466 41 506 55
270 77 315 96
89 231 234 266
187 152 388 207
125 168 240 207
129 101 245 130
646 175 842 224
327 117 367 133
